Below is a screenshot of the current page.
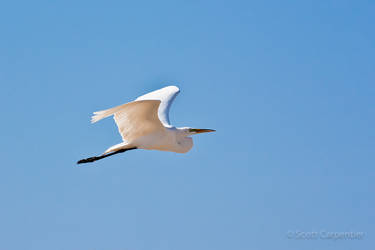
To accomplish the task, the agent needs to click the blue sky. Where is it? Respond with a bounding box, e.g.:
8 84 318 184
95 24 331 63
0 1 374 249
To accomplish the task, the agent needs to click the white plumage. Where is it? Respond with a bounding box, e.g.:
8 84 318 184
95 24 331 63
78 86 215 164
135 85 180 127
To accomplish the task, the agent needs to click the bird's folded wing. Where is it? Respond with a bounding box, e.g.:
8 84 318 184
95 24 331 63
92 100 164 142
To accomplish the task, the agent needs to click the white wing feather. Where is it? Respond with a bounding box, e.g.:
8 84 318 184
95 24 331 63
135 86 180 127
113 100 163 142
91 100 164 142
90 86 179 145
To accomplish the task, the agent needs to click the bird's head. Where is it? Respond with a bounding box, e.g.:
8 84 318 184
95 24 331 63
178 127 216 137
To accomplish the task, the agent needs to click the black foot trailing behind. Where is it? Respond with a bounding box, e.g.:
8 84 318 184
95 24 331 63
77 147 137 165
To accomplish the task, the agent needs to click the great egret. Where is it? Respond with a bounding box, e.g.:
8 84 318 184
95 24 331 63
77 86 215 164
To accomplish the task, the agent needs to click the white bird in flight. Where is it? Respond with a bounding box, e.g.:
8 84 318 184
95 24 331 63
77 86 215 164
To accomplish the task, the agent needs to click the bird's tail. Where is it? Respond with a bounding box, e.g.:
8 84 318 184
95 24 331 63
103 142 130 154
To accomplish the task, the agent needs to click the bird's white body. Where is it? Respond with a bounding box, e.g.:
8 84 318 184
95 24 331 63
133 127 193 153
90 86 200 155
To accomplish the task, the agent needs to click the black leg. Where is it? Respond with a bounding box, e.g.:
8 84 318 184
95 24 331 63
77 147 137 165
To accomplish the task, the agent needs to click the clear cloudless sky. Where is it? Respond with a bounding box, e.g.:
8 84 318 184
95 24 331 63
0 1 374 250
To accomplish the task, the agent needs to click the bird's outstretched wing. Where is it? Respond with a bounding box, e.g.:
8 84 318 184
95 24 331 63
135 86 180 127
91 100 164 142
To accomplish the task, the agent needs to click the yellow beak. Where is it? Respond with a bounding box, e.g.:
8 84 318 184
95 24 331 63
190 128 216 134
